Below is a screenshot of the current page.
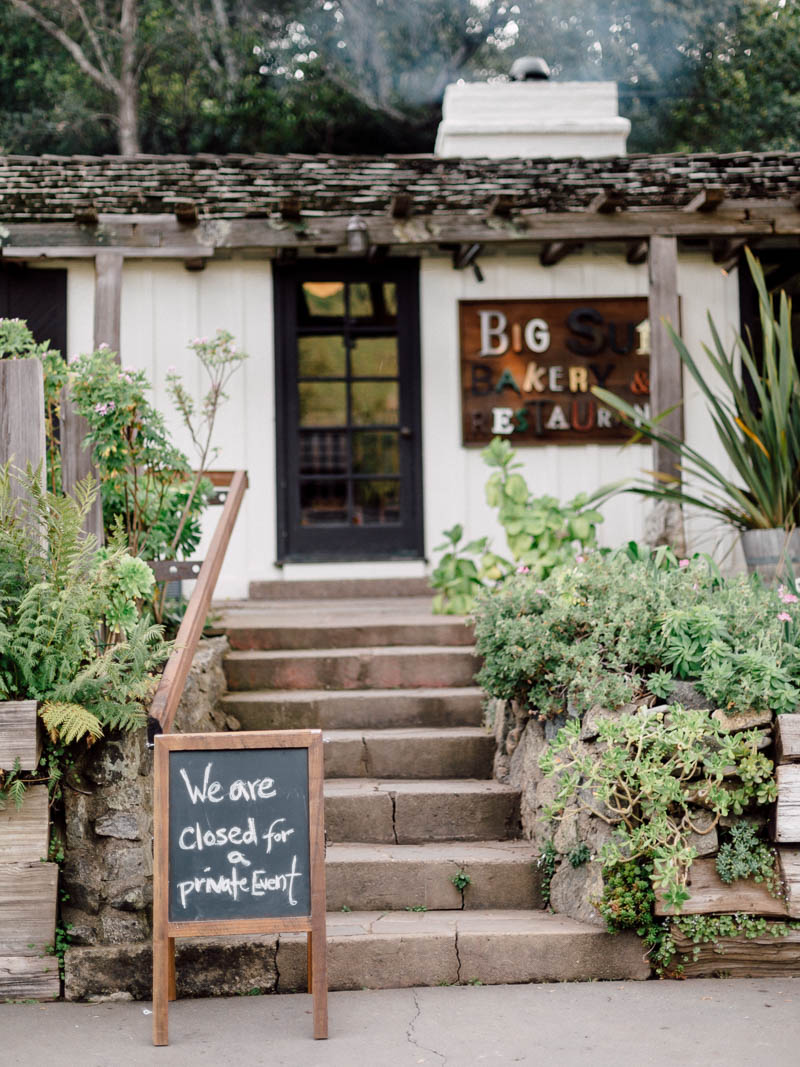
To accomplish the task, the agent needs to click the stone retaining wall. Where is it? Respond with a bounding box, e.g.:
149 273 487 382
62 638 232 962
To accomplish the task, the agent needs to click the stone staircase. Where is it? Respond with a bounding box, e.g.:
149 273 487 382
220 585 649 989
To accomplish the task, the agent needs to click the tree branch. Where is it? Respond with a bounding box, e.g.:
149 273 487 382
7 0 118 94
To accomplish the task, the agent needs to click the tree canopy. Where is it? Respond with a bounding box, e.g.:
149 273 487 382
0 0 795 157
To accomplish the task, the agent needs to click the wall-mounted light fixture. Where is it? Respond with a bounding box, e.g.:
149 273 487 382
346 215 369 254
452 242 484 283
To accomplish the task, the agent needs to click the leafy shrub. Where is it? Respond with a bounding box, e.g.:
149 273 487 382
431 438 610 614
0 467 169 808
473 549 800 719
539 706 777 910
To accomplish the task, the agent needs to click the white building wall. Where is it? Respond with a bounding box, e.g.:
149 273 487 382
63 250 744 597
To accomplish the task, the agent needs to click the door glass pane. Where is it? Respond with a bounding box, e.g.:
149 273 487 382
298 334 346 378
299 431 348 475
352 431 399 474
301 281 345 319
353 479 400 525
299 382 347 426
349 282 397 325
300 480 348 524
351 380 398 425
351 336 398 378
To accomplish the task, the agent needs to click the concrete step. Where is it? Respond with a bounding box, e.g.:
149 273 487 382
277 910 650 990
325 779 520 844
64 910 650 1000
223 615 474 651
222 687 485 731
248 578 432 600
224 646 480 692
323 727 493 779
326 841 543 911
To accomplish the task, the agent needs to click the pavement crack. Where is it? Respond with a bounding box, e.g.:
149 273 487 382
360 734 372 777
274 937 282 994
406 989 446 1066
454 928 462 985
389 791 399 844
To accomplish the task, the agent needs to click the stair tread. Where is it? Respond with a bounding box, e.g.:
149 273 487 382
223 686 484 702
326 840 537 861
325 777 518 795
226 645 477 659
291 909 608 936
323 726 490 741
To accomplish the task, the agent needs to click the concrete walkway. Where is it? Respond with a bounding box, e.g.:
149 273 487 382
4 980 800 1066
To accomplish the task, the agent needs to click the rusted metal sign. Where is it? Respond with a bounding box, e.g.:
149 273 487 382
459 297 650 445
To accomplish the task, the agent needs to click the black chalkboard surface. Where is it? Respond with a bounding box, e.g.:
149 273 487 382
152 730 328 1046
168 747 311 922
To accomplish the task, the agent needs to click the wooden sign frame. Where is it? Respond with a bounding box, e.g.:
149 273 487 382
152 729 327 1045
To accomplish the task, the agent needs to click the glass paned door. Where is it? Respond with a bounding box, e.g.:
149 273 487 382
275 262 423 561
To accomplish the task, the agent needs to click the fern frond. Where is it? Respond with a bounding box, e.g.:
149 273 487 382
40 702 104 745
7 777 26 811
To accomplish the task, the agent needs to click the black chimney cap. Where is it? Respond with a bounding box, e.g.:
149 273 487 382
510 57 550 81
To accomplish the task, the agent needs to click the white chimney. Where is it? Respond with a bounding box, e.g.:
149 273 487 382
435 64 630 159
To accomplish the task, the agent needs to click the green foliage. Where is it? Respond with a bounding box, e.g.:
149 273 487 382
473 549 800 720
538 840 558 910
539 707 777 911
45 918 74 982
0 467 169 807
599 859 675 972
451 869 472 892
66 347 208 562
431 438 610 615
567 842 591 869
430 525 489 615
715 823 780 895
671 914 800 970
405 905 428 912
595 250 800 531
648 669 674 701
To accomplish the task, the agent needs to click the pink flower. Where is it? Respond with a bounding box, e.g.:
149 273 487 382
679 559 690 569
781 592 799 604
516 564 530 575
536 588 546 595
69 353 80 364
94 402 107 415
575 554 586 564
167 365 177 374
98 342 110 351
778 612 792 622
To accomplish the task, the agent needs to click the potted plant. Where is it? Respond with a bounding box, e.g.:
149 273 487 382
595 249 800 578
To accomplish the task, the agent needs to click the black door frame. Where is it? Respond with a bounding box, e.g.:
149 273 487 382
274 259 424 563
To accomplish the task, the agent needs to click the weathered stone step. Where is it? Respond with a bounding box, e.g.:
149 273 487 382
224 646 480 692
63 911 650 999
222 687 485 731
323 727 493 779
248 578 432 600
325 779 520 844
326 841 543 911
223 615 473 651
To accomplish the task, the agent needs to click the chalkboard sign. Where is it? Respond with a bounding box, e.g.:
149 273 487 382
152 731 327 1045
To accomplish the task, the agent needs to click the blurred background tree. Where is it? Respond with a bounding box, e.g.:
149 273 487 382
0 0 795 157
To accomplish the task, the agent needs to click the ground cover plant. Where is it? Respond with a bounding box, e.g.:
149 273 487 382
476 547 799 969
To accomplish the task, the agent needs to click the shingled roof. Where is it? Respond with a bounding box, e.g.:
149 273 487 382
1 152 799 222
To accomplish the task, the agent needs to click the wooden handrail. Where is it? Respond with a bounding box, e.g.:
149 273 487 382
147 469 248 741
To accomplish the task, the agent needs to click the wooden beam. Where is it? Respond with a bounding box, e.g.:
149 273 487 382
280 197 302 221
487 193 515 218
93 250 123 355
774 764 800 843
626 239 649 265
683 186 725 213
59 387 104 544
0 701 40 773
0 359 45 511
147 560 203 582
777 716 800 764
173 199 199 225
73 203 98 226
712 236 749 271
540 240 581 267
183 257 207 271
589 189 625 214
389 194 412 219
648 235 683 479
654 858 788 918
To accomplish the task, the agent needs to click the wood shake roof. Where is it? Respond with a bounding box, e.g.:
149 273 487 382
0 152 799 222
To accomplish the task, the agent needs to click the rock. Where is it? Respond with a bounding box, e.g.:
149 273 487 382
670 680 709 710
686 809 719 857
64 936 279 1001
549 859 605 928
94 812 140 840
713 707 774 732
99 909 149 944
